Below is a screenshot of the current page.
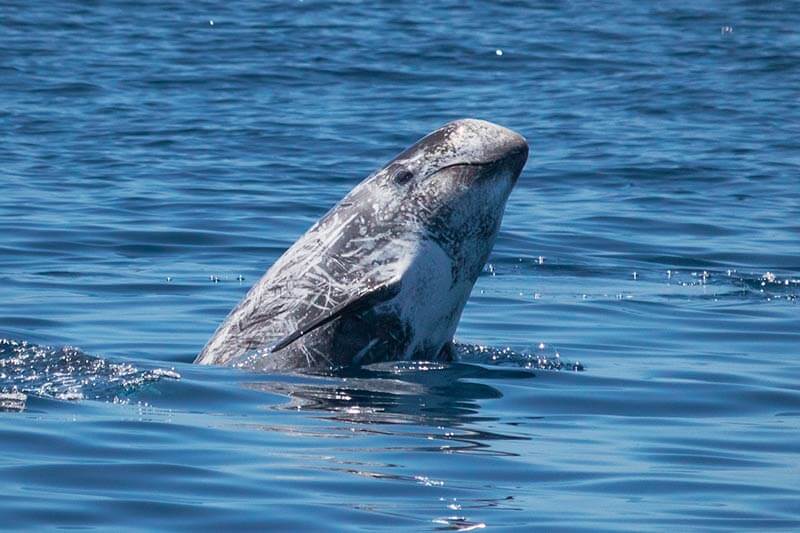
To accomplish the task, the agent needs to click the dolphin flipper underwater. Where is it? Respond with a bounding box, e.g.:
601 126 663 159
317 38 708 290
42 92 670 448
195 119 529 372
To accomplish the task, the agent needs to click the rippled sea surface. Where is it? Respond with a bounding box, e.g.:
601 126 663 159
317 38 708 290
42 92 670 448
2 1 800 530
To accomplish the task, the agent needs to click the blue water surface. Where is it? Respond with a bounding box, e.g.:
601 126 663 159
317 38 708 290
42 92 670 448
2 1 800 530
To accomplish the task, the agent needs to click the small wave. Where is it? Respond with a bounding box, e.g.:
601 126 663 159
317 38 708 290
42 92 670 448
0 339 180 411
452 342 584 371
476 258 800 305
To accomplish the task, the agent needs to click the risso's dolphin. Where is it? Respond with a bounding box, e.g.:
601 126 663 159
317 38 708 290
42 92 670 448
195 119 528 372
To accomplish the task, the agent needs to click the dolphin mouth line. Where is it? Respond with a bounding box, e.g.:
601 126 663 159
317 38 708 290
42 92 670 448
424 158 507 180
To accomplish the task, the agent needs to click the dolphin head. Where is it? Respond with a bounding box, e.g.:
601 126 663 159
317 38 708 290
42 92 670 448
194 119 529 370
385 118 529 186
362 119 528 282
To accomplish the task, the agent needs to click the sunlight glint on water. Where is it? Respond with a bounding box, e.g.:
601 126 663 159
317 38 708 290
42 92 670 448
1 1 799 530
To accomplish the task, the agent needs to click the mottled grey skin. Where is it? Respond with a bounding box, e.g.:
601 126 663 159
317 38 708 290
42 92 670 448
195 119 528 372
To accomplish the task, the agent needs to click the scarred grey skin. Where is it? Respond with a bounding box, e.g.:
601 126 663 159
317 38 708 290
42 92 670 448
195 119 528 372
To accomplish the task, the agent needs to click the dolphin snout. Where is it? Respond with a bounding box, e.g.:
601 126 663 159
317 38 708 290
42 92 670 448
493 123 528 182
501 129 529 173
449 118 529 173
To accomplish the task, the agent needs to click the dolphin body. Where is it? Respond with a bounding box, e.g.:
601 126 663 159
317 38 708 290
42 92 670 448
195 119 528 372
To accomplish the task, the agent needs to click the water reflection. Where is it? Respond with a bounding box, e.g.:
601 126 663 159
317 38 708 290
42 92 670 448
242 359 537 453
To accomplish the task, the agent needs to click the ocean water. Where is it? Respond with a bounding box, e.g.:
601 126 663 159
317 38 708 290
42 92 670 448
2 0 799 530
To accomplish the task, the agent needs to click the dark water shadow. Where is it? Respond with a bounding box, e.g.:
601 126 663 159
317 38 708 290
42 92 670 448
239 358 545 454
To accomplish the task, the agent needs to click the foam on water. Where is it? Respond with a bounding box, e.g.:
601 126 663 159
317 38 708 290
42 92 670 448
0 339 179 411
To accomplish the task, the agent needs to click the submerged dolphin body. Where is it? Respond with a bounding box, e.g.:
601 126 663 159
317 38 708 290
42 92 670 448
195 119 528 372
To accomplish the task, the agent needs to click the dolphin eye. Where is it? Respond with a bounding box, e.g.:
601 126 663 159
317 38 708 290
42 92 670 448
392 167 414 185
